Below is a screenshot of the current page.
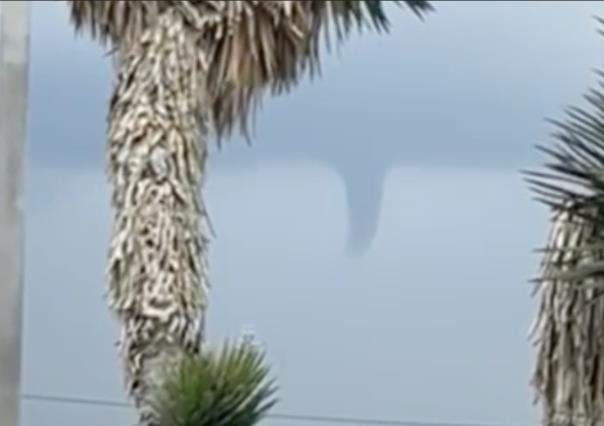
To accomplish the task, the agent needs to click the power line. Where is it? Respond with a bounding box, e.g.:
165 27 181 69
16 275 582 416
23 393 128 408
21 393 522 426
263 413 519 426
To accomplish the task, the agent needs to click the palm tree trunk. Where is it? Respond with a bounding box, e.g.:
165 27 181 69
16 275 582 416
531 206 604 426
105 10 211 425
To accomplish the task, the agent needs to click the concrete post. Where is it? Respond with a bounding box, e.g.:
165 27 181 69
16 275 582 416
0 2 31 426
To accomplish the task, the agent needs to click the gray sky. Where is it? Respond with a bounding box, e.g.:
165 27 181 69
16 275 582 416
18 1 604 426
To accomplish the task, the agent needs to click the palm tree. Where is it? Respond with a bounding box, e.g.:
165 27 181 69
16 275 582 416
527 22 604 425
65 1 432 424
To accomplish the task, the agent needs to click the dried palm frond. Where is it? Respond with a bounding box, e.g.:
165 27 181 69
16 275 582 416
527 36 604 423
529 206 604 426
66 0 432 139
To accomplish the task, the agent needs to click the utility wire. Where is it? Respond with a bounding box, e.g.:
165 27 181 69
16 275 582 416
21 393 523 426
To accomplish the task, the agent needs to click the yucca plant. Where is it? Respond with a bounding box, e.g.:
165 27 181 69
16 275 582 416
65 1 433 424
154 341 277 426
526 22 604 426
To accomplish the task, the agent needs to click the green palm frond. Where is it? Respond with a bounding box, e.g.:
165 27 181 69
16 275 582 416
66 0 433 139
154 342 277 426
526 71 604 283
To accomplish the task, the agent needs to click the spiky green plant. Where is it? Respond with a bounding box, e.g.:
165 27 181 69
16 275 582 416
153 342 277 426
527 22 604 426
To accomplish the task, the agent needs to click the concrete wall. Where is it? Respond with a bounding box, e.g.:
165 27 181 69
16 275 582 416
0 2 30 426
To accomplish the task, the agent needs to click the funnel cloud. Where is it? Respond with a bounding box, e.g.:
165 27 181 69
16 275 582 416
338 164 386 256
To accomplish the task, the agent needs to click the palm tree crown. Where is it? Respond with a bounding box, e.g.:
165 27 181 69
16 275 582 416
67 0 432 138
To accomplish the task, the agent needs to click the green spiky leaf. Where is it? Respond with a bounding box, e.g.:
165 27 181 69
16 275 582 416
527 75 604 283
154 343 278 426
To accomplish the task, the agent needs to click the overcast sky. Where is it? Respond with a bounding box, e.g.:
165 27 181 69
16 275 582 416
16 1 604 426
